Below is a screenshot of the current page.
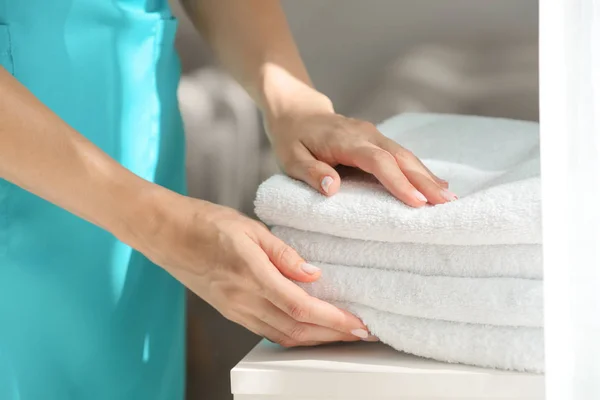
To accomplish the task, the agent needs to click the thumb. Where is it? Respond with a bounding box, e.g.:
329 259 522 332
285 147 341 196
257 229 321 283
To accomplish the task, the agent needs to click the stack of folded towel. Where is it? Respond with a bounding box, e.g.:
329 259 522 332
255 113 543 373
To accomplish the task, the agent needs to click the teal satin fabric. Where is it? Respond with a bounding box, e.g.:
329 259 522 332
0 1 186 399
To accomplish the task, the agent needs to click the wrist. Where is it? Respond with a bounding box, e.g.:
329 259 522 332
258 64 334 127
108 179 179 255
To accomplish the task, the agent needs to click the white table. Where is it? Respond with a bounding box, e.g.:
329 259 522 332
231 340 544 400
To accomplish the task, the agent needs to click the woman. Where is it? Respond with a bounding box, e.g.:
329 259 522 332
0 0 453 399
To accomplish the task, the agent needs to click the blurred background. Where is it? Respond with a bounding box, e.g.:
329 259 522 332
170 1 539 398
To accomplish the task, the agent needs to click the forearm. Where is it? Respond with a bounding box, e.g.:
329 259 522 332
0 67 163 247
181 0 333 121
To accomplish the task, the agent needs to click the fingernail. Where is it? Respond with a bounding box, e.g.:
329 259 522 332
441 189 458 201
351 329 369 339
414 190 427 202
363 335 380 342
321 176 334 194
301 263 321 275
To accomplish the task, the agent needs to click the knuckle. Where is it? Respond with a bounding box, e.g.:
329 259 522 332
288 323 308 342
255 281 270 299
251 219 269 234
371 148 396 166
394 148 416 163
273 244 293 268
358 120 376 131
288 303 309 322
304 161 321 179
333 117 348 131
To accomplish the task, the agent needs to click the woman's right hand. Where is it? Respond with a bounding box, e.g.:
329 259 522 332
0 67 370 347
0 66 370 346
135 189 374 347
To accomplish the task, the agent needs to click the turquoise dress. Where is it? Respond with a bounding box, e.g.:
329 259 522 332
0 1 186 399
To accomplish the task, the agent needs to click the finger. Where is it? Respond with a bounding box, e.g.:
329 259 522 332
376 136 448 186
393 148 457 203
402 170 451 205
256 227 322 283
417 159 449 188
261 271 371 339
239 316 312 348
376 138 456 204
283 145 341 196
256 300 363 344
243 315 331 348
410 153 449 188
348 143 426 207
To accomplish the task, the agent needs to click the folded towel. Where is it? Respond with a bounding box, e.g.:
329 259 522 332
274 226 543 279
339 303 544 373
255 113 541 245
255 113 544 372
297 263 542 327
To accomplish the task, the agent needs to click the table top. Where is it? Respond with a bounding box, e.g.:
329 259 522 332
231 340 545 399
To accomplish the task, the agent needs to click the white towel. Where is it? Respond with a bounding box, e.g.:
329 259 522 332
255 113 541 245
296 263 542 327
274 226 543 279
255 113 544 372
340 303 544 373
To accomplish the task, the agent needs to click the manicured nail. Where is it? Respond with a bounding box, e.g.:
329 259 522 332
300 263 320 275
363 335 380 342
351 329 369 339
441 189 458 201
414 190 427 202
321 176 334 194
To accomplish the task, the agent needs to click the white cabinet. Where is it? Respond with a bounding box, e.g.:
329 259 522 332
231 340 544 400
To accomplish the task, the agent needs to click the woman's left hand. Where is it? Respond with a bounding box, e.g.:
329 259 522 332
265 95 456 208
